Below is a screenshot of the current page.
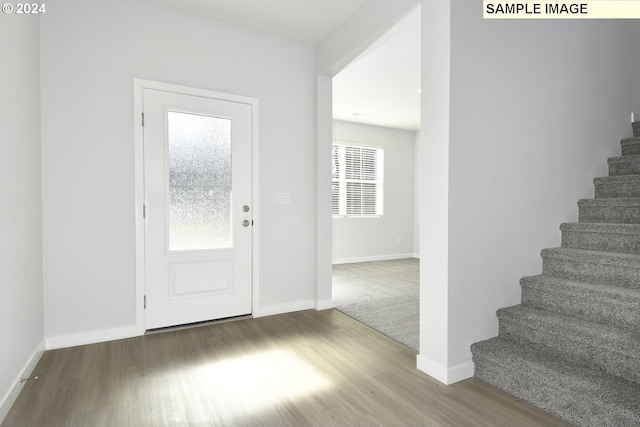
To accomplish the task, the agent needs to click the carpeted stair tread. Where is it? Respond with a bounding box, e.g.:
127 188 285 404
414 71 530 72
521 274 640 332
497 305 640 383
621 137 640 156
472 337 640 427
594 175 640 198
541 247 640 288
560 222 640 253
608 154 640 175
578 198 640 224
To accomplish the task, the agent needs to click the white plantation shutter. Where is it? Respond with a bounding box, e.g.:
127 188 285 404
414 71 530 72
332 142 383 217
332 144 340 180
331 182 340 215
331 145 341 215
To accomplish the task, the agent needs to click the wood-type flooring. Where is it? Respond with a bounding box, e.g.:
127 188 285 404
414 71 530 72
2 309 574 427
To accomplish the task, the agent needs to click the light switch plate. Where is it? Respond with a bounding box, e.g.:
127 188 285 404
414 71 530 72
276 193 292 204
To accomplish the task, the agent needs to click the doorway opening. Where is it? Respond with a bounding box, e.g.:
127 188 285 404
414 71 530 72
330 6 421 351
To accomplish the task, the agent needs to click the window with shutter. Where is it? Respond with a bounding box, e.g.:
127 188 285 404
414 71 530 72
332 141 384 217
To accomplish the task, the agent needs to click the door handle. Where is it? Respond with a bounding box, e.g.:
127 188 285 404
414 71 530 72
242 220 251 227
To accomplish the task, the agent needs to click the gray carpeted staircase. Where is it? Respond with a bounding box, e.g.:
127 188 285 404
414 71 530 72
471 122 640 427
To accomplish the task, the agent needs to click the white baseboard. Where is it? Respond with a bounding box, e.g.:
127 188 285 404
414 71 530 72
44 299 334 347
45 325 141 350
315 299 335 311
332 253 417 265
253 300 315 318
416 354 474 385
0 339 45 425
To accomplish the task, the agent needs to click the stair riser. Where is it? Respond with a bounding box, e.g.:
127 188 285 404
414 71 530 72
498 319 640 384
633 122 640 138
609 159 640 176
541 256 640 288
521 287 640 332
622 144 640 156
561 230 640 254
595 182 640 198
473 355 640 427
579 205 640 224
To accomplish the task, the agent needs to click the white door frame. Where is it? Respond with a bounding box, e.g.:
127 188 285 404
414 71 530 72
133 78 260 333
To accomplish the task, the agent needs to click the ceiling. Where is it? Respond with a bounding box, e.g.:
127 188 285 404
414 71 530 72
332 6 420 131
143 0 420 132
144 0 367 46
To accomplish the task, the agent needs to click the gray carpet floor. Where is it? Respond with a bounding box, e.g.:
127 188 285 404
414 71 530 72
332 258 419 352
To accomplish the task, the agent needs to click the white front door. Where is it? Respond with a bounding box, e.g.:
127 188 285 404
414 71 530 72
143 88 252 329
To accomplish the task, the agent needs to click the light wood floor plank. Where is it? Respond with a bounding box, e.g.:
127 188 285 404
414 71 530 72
2 310 574 427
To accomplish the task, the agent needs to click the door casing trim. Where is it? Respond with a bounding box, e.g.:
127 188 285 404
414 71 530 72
133 78 260 334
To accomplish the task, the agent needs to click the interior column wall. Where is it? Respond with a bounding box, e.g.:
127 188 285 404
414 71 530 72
316 75 334 309
416 0 452 383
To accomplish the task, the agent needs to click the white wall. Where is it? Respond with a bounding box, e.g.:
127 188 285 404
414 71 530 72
0 13 44 421
41 0 317 344
332 121 416 263
413 130 420 256
445 10 640 369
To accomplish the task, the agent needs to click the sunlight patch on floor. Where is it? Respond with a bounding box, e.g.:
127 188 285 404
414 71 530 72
147 349 334 422
202 350 332 404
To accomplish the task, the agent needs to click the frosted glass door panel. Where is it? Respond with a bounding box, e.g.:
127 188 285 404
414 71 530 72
167 111 232 251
